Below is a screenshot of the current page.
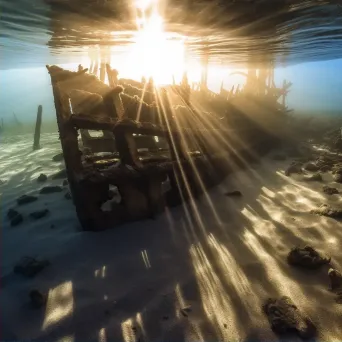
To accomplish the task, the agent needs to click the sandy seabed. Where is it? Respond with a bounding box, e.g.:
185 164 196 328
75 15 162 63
1 133 342 342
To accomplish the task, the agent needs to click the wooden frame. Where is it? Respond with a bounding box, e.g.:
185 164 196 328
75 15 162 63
46 64 280 231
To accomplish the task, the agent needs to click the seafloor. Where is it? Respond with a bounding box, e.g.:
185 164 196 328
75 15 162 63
1 132 342 341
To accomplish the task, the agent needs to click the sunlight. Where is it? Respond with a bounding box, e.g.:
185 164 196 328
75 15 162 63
141 249 151 269
98 328 107 342
121 318 135 342
190 243 239 341
42 281 74 330
244 231 307 300
58 335 74 342
125 0 185 84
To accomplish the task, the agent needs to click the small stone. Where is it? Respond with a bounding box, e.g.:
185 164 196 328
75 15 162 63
14 256 50 278
180 309 188 317
328 268 342 292
285 162 303 176
287 246 331 269
11 213 23 227
62 179 68 186
311 204 342 219
263 296 316 339
333 173 342 183
7 209 23 226
0 179 5 185
225 190 242 197
162 316 169 320
7 208 19 220
323 186 339 195
65 192 72 200
332 166 342 175
30 209 49 219
104 309 110 316
223 324 228 329
50 224 55 229
40 186 63 194
304 162 319 172
320 165 331 172
17 195 38 206
37 174 48 183
52 169 67 180
182 305 192 313
303 173 322 182
52 153 64 162
29 289 47 309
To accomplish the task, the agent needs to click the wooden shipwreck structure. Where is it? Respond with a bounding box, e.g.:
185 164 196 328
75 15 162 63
47 64 287 231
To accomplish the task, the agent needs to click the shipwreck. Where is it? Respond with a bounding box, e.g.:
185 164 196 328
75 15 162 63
47 63 289 231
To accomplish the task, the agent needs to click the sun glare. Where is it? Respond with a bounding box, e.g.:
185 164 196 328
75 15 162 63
128 0 185 84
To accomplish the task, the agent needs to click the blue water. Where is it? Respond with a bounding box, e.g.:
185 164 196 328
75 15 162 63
1 0 342 125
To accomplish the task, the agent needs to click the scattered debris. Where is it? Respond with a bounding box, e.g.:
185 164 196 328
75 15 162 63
65 192 72 200
285 162 303 176
29 289 47 309
40 186 63 194
332 165 342 175
328 268 342 304
303 173 322 182
333 173 342 183
328 268 342 291
287 246 330 269
52 153 64 162
319 165 331 172
11 214 23 227
182 305 192 312
14 256 50 278
311 204 342 219
51 169 67 180
323 186 339 195
30 209 49 219
180 309 188 317
225 190 242 197
304 162 319 172
62 179 68 186
37 173 48 183
8 209 23 226
263 296 316 339
17 194 38 206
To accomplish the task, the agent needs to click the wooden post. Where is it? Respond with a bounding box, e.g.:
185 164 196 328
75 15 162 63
282 79 286 107
33 105 43 150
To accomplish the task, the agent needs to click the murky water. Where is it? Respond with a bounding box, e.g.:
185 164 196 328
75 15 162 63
2 0 342 69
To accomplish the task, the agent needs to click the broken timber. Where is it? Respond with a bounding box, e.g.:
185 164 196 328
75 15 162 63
47 64 282 231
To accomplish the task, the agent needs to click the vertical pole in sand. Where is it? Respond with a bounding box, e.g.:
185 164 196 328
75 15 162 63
33 105 42 150
282 79 286 107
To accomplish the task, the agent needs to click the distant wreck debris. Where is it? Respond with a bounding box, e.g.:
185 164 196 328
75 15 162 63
46 63 290 231
33 105 43 150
